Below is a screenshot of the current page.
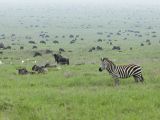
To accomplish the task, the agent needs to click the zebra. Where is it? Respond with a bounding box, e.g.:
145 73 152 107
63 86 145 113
99 57 144 85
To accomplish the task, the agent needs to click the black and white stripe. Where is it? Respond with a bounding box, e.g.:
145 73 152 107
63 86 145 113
99 58 144 85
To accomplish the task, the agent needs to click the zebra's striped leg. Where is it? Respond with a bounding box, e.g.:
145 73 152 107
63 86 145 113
133 75 144 83
114 79 120 86
140 75 144 83
133 75 139 83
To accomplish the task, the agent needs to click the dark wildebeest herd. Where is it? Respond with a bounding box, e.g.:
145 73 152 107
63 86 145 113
18 64 51 75
17 53 68 75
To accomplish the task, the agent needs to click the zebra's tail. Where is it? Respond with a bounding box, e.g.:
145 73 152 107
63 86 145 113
140 75 144 82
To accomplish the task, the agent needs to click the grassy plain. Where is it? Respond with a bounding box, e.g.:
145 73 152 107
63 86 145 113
0 4 160 120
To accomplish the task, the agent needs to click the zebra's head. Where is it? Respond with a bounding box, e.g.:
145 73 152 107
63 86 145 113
99 57 107 72
99 57 115 72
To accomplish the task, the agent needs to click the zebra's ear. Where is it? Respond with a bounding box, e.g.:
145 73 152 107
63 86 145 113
101 57 104 61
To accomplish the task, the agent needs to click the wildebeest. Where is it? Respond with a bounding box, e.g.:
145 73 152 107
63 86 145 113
45 35 50 38
46 49 53 54
88 46 103 52
70 40 76 44
28 41 36 44
146 39 150 43
88 48 93 52
20 46 24 50
140 43 144 46
96 46 103 50
112 46 121 50
97 39 102 42
88 47 95 52
53 40 59 44
0 43 5 49
152 35 157 38
53 54 69 65
32 65 48 73
68 50 72 52
69 34 74 38
17 68 29 75
40 40 46 44
32 46 37 49
33 52 42 57
59 48 65 52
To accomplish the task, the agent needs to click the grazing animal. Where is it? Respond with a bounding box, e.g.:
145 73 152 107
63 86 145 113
17 68 29 75
20 46 24 50
99 58 144 86
112 46 121 50
0 42 5 49
53 40 59 44
53 54 62 62
32 65 47 73
46 49 53 54
53 54 69 65
33 52 42 57
59 48 65 52
96 46 103 50
32 46 37 49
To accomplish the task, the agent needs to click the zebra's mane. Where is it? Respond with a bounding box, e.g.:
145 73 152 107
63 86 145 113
103 58 116 66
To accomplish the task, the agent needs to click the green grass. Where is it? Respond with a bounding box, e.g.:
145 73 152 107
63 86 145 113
0 58 160 120
0 4 160 120
1 84 160 120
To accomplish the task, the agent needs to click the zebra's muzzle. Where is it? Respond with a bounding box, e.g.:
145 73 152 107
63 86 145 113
99 67 102 72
